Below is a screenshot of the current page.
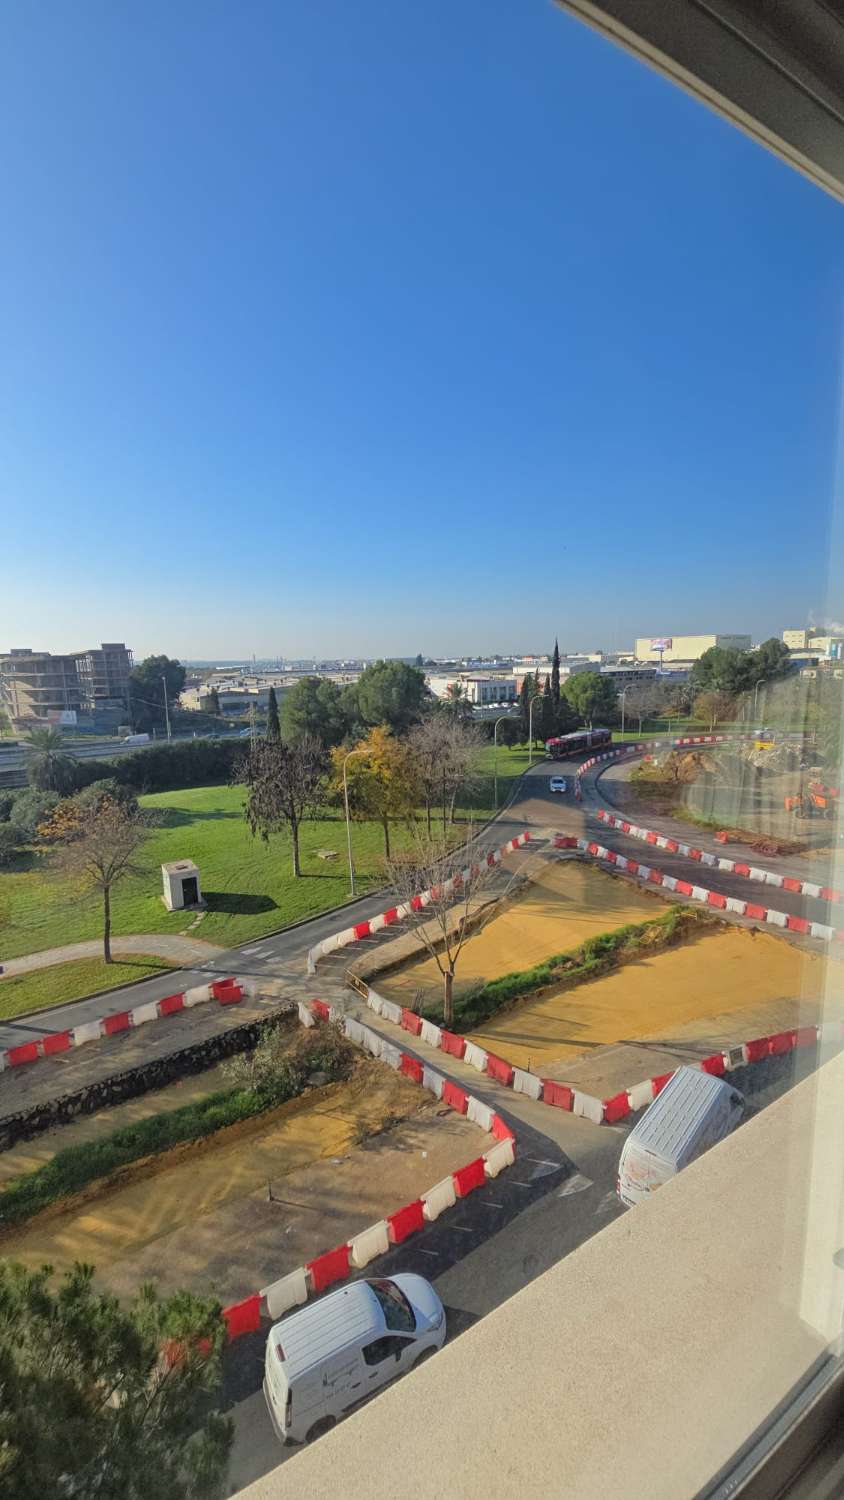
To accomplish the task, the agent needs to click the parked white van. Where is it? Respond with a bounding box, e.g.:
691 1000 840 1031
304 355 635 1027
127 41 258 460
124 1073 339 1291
263 1274 446 1445
617 1065 745 1208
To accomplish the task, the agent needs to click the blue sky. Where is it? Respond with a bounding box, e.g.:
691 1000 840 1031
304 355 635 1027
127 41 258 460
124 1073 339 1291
2 0 842 660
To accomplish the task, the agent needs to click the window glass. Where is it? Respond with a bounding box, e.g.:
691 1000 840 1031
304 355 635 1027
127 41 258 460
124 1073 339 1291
370 1281 416 1333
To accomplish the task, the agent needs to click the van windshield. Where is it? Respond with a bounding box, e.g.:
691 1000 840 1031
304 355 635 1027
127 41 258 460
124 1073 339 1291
370 1280 416 1332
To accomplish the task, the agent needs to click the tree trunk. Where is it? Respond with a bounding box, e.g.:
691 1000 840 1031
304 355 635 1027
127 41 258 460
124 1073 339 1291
449 789 457 824
291 819 301 877
103 885 112 964
382 816 391 858
425 798 432 835
443 968 454 1028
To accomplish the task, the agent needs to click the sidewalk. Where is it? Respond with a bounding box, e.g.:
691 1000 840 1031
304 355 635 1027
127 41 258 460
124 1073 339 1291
1 933 225 979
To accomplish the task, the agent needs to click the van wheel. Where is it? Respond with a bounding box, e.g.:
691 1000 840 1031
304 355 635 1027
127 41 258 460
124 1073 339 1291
305 1417 337 1444
412 1347 437 1370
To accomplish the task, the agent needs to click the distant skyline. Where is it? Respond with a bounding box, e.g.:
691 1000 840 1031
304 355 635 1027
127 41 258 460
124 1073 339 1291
2 0 842 658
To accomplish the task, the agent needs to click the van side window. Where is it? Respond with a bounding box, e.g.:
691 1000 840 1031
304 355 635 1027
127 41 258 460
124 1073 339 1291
362 1336 407 1366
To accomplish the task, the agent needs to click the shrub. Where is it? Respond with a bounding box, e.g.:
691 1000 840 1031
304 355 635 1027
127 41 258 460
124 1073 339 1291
0 824 24 866
112 738 244 793
0 792 15 823
73 777 139 817
9 788 60 840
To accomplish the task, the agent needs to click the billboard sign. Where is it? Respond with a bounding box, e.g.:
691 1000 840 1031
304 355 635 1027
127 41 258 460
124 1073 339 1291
46 710 77 727
650 638 673 652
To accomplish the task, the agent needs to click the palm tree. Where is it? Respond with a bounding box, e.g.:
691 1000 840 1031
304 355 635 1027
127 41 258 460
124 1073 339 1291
26 727 79 793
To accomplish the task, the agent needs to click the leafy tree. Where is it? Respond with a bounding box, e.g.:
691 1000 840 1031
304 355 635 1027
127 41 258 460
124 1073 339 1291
25 728 79 794
408 717 484 831
562 671 617 727
265 685 280 740
550 639 561 704
754 637 792 679
0 792 14 822
73 778 140 818
0 825 23 867
518 673 537 741
8 788 60 840
540 674 555 742
385 833 518 1026
0 1259 232 1500
355 660 428 734
241 734 326 876
280 676 347 747
45 797 149 961
130 656 187 732
331 727 420 857
693 689 734 729
497 718 522 749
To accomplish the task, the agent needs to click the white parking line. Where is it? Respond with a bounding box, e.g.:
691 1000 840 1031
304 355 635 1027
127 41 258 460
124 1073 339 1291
557 1173 593 1198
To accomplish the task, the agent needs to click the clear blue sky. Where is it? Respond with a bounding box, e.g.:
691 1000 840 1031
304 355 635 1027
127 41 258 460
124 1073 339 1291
2 0 842 660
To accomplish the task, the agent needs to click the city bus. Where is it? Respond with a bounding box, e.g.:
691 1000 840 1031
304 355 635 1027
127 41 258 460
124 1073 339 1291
545 727 612 759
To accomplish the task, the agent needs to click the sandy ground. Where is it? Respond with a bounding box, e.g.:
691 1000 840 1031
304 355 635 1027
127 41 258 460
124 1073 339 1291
467 928 828 1071
377 861 659 1009
1 1061 487 1302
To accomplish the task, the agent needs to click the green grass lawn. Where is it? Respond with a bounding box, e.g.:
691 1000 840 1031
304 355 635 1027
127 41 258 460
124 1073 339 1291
0 758 533 971
0 957 180 1020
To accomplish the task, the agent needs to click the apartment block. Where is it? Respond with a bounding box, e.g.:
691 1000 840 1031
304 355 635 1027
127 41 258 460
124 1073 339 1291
0 648 83 727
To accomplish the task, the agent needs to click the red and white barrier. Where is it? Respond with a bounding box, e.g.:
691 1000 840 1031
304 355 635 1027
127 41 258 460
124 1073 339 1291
220 994 518 1342
0 978 250 1073
594 808 842 905
306 831 532 973
552 836 844 944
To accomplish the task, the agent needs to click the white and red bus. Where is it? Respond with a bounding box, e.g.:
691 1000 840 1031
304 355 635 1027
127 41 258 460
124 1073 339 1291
545 727 612 759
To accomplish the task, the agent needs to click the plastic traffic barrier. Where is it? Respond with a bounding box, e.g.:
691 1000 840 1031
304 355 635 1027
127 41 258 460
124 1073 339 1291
184 983 212 1007
420 1018 443 1048
463 1041 488 1072
442 1080 469 1114
422 1065 445 1098
602 1092 631 1124
307 1244 351 1294
262 1267 309 1319
626 1079 655 1112
223 1294 262 1339
743 1038 769 1064
210 977 237 999
467 1096 494 1132
103 1011 131 1036
311 999 331 1022
42 1030 72 1056
158 993 185 1017
72 1019 103 1046
651 1073 674 1097
439 1030 466 1060
484 1138 516 1176
380 999 402 1026
401 1009 423 1036
572 1090 604 1123
700 1053 726 1076
381 1042 402 1070
298 1001 316 1028
491 1114 515 1141
129 1001 159 1028
399 1053 424 1085
348 1221 390 1270
388 1200 425 1245
542 1079 574 1110
7 1041 40 1067
485 1053 515 1087
453 1158 486 1198
512 1068 542 1100
422 1176 457 1221
216 984 243 1006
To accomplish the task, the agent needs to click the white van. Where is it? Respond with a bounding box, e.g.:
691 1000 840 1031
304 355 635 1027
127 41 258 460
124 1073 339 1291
263 1274 446 1445
617 1065 745 1208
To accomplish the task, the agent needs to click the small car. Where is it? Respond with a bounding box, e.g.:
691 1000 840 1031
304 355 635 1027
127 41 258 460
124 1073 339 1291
549 776 567 793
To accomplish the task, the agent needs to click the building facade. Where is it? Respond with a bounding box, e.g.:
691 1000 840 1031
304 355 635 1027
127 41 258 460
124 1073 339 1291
72 643 133 710
634 633 752 663
782 628 810 651
0 649 83 727
427 673 517 705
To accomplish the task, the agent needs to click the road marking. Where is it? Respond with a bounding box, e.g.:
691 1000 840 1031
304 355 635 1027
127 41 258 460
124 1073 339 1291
557 1173 593 1198
450 1226 475 1233
416 1248 440 1257
525 1157 562 1167
595 1190 619 1216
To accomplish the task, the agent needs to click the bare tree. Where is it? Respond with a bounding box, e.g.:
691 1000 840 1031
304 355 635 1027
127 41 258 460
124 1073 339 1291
408 716 485 831
384 831 516 1027
46 798 148 962
240 734 326 876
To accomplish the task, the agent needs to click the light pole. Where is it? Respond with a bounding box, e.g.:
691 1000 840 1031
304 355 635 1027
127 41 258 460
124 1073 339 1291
619 686 628 739
528 694 542 767
161 676 171 741
493 715 512 810
753 678 765 724
342 747 367 897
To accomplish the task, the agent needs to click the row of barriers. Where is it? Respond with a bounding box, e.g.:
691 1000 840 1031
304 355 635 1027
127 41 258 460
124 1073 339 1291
553 834 844 943
0 977 247 1073
219 997 517 1340
306 832 532 973
594 807 842 905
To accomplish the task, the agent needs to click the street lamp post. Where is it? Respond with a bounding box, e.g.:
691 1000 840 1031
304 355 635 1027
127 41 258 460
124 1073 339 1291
342 747 366 897
493 715 512 810
619 686 628 739
161 676 171 741
753 678 765 724
528 694 542 767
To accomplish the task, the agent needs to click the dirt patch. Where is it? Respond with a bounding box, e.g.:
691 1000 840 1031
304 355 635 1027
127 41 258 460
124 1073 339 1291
376 860 659 1010
466 927 829 1072
0 1058 429 1272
